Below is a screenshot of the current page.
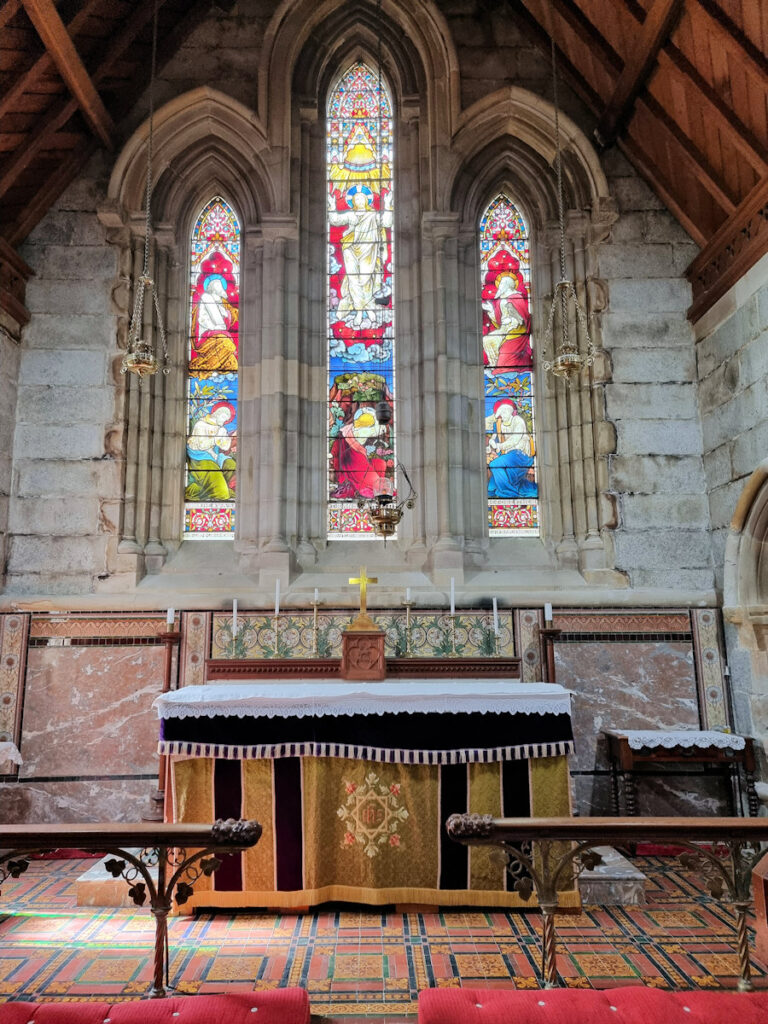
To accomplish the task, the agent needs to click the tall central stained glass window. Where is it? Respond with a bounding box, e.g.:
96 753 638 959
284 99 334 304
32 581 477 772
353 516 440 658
326 62 395 539
481 195 539 536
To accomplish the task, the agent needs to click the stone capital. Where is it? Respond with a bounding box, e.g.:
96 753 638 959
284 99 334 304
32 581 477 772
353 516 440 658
421 211 461 240
261 214 299 242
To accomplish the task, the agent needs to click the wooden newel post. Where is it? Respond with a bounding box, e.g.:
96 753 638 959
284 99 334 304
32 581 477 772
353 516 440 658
148 847 170 998
144 631 182 822
539 626 561 684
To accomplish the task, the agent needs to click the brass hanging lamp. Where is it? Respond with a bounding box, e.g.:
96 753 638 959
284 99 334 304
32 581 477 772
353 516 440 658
121 0 168 381
541 32 594 385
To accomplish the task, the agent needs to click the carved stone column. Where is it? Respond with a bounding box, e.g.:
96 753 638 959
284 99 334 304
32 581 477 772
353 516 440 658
421 212 466 582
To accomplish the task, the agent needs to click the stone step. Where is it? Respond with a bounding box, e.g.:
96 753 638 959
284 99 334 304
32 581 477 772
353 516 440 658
76 850 144 908
577 845 647 905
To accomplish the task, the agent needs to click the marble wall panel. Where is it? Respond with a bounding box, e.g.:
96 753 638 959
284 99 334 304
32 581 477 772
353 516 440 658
19 646 165 778
0 779 152 824
554 640 700 774
572 770 732 817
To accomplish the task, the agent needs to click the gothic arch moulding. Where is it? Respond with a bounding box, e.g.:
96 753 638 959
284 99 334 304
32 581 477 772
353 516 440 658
260 0 460 207
107 87 276 226
447 87 610 219
724 460 768 631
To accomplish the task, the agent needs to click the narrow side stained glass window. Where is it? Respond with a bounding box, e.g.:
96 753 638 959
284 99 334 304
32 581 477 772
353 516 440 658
184 197 241 539
326 62 395 539
481 195 539 537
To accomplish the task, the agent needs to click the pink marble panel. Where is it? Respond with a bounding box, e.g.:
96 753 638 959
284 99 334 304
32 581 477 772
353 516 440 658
554 641 699 773
19 646 165 778
0 779 153 824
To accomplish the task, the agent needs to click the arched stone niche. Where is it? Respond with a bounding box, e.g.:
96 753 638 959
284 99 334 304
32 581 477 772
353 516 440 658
100 87 276 575
446 89 622 583
724 460 768 648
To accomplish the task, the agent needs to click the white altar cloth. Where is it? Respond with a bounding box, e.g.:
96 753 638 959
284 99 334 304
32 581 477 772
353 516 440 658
154 681 572 721
603 728 746 752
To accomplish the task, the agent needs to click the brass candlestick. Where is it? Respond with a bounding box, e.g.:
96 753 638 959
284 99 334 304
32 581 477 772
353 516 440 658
402 597 413 656
312 599 319 655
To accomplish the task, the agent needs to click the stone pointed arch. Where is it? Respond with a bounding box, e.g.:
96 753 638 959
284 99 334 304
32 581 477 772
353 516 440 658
259 0 460 207
724 459 768 614
447 87 610 218
108 87 276 224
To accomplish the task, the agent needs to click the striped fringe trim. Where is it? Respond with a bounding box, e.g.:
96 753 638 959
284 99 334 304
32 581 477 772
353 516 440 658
158 739 575 764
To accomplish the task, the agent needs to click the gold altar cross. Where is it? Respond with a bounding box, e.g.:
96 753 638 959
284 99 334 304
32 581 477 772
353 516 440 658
349 567 378 617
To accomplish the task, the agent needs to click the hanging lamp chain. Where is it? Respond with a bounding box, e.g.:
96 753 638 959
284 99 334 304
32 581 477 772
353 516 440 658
123 0 168 380
541 20 594 385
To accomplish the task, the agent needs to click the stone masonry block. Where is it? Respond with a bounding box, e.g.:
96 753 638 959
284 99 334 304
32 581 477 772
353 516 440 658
4 572 97 596
16 385 114 425
610 454 706 494
19 349 106 386
757 283 768 332
698 359 741 414
610 212 645 243
15 459 119 499
697 324 741 380
620 492 710 530
13 424 105 461
628 568 714 592
614 529 712 570
611 347 695 383
602 148 635 176
609 278 691 313
731 420 768 480
7 534 107 575
9 496 101 536
615 417 702 456
703 443 733 490
737 332 768 390
644 211 696 244
611 176 666 212
601 312 693 349
24 211 107 247
21 313 116 351
25 279 112 316
598 243 675 279
605 382 697 420
701 379 768 451
26 245 116 281
708 478 748 530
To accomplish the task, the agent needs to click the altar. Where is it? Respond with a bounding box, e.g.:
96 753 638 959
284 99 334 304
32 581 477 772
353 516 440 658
155 679 577 911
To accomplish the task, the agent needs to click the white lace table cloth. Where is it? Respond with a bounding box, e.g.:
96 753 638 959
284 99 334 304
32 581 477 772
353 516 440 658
0 741 22 765
603 729 745 752
155 681 572 721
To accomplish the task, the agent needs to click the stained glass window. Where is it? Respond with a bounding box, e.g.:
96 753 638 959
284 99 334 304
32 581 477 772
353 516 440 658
184 197 240 539
326 62 395 539
481 195 539 536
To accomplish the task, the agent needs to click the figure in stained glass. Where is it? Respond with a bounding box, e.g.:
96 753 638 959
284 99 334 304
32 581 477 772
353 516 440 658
327 61 396 537
481 194 538 536
184 196 241 539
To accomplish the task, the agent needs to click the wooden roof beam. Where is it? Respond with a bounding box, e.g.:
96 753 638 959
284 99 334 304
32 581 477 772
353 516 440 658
694 0 768 85
594 0 683 148
0 0 22 31
543 0 622 74
20 0 114 149
0 0 102 123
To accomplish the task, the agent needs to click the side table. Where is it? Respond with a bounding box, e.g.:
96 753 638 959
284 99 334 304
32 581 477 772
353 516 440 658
602 729 759 817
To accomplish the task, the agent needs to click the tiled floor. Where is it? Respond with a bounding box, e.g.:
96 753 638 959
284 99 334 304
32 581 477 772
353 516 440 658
0 856 766 1012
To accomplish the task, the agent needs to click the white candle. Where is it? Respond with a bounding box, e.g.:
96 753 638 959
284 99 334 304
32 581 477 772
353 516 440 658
406 587 411 603
275 578 280 616
492 597 499 636
314 587 319 604
232 599 238 636
450 577 455 616
544 602 553 624
166 607 174 626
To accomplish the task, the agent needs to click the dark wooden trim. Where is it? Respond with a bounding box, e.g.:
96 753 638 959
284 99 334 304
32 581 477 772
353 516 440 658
0 821 257 850
687 172 768 323
21 0 114 148
595 0 683 148
694 0 768 85
447 814 768 844
637 94 738 213
0 0 21 30
205 656 522 680
0 237 34 329
0 0 102 123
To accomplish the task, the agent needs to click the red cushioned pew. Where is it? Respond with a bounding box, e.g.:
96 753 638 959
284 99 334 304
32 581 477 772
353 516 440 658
0 989 310 1024
418 986 768 1024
